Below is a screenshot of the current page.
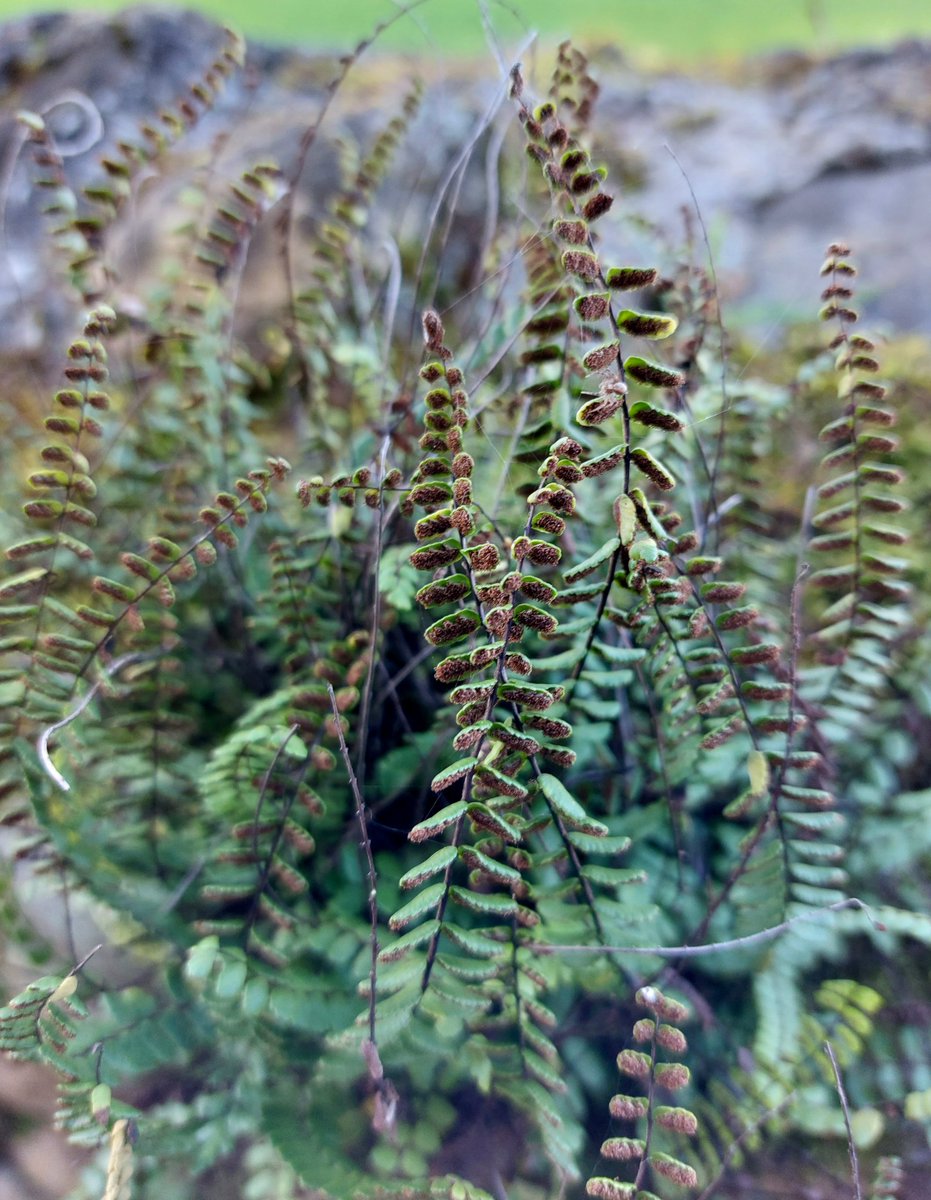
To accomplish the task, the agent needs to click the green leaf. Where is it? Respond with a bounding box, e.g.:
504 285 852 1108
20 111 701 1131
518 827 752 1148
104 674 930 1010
185 937 220 981
748 748 772 796
783 810 845 832
449 888 518 919
389 882 446 931
409 800 468 843
529 645 587 673
524 1047 568 1091
0 604 39 625
378 920 441 963
400 845 458 889
593 642 647 665
564 537 620 584
616 494 637 546
430 759 478 793
426 980 493 1015
629 538 660 564
214 957 248 1000
440 924 506 958
629 487 670 540
241 977 269 1017
580 865 646 887
567 832 632 855
580 668 634 687
436 955 500 983
537 774 609 837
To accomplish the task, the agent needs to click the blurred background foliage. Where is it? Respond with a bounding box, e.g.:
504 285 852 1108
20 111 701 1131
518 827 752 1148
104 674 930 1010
1 0 931 61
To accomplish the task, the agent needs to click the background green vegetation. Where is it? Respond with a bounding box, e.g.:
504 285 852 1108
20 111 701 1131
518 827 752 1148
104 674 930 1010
1 0 931 60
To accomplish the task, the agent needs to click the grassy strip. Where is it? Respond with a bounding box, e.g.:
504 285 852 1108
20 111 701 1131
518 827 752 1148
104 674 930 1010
0 0 929 61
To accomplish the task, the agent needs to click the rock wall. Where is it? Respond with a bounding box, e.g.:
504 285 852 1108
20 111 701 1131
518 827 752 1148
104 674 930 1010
1 10 929 349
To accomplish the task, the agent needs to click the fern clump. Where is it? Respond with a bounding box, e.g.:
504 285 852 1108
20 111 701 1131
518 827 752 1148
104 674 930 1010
0 20 927 1200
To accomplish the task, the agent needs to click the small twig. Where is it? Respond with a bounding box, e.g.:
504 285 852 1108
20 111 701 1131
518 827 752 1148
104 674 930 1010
277 0 430 397
328 684 379 1043
251 723 303 867
329 685 399 1137
371 642 437 710
683 556 812 950
825 1039 863 1200
38 685 100 791
527 897 879 958
353 417 395 787
665 141 730 544
37 652 159 792
69 942 103 978
156 857 207 915
379 235 403 367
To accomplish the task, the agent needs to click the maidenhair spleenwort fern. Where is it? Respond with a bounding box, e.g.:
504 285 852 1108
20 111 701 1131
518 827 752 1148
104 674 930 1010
587 987 698 1200
806 242 910 735
16 28 246 307
0 24 928 1200
372 307 638 1179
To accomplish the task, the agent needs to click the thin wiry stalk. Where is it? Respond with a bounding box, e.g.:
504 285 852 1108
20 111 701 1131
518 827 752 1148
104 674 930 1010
825 1039 863 1200
329 683 380 1044
527 897 877 956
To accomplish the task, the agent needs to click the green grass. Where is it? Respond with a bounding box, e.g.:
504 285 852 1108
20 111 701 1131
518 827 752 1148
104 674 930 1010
1 0 930 62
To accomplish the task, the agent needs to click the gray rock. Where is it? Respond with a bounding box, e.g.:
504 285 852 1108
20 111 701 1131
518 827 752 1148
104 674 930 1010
593 40 931 331
1 7 929 357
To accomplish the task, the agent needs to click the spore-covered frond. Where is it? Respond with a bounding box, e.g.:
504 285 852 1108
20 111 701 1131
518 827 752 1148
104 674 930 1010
195 160 284 280
295 80 423 422
0 441 286 850
805 244 910 740
16 29 245 305
0 305 118 822
587 986 698 1198
367 311 656 1180
548 41 601 140
195 629 369 968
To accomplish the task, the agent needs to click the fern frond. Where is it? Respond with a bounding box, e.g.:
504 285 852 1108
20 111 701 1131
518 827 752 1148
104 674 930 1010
806 244 910 730
587 986 698 1198
16 29 245 305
